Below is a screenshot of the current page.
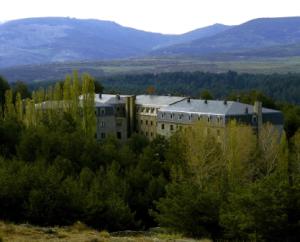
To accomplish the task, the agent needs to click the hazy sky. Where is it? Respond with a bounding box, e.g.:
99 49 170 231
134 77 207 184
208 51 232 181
0 0 299 34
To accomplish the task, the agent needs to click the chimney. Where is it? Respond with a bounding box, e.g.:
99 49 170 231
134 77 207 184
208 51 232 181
224 100 227 105
99 93 102 99
204 100 208 104
116 94 120 100
245 107 248 114
187 97 191 103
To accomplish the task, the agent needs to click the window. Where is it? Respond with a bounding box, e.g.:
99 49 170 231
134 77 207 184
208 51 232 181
170 125 174 131
100 108 105 115
100 121 105 127
101 132 106 139
117 132 122 139
146 120 148 125
179 114 182 120
141 120 143 124
151 121 153 126
161 124 165 130
150 132 153 137
146 132 148 136
116 119 122 126
170 113 173 119
217 129 220 137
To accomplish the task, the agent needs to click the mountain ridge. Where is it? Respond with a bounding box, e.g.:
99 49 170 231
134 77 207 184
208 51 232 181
152 16 300 57
0 17 230 68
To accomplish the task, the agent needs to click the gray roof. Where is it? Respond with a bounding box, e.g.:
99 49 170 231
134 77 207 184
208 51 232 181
136 95 186 107
159 99 281 116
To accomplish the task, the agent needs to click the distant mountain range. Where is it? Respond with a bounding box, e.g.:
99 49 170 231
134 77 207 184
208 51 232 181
1 16 300 70
153 17 300 59
0 17 230 68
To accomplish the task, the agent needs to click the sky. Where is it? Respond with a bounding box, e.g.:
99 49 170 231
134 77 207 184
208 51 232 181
0 0 299 34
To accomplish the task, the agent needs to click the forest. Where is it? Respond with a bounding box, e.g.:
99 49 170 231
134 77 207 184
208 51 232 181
1 72 300 241
96 71 300 104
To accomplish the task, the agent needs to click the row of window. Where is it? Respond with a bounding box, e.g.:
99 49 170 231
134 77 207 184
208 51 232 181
140 119 156 126
140 131 154 137
160 113 224 123
160 123 221 137
97 120 123 128
137 107 157 114
96 106 125 116
161 123 180 131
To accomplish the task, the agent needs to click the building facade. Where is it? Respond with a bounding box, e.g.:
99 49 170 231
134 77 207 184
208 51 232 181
94 94 284 141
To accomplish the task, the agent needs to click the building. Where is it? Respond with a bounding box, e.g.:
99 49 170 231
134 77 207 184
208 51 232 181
135 95 186 140
94 94 135 141
94 94 284 141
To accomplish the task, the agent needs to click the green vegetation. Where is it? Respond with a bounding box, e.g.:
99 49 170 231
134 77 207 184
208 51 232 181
0 221 208 242
3 57 300 83
1 72 300 241
98 70 300 104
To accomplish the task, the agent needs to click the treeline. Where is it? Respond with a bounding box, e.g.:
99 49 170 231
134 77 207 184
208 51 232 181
1 73 300 241
97 71 300 104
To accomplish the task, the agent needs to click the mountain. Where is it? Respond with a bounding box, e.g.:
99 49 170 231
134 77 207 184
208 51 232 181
0 17 230 68
153 17 300 57
0 17 175 68
154 24 232 49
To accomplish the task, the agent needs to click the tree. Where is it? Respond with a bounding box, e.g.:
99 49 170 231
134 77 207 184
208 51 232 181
200 90 213 100
146 86 156 95
4 90 15 120
81 73 96 137
12 81 31 100
0 76 10 108
94 80 104 94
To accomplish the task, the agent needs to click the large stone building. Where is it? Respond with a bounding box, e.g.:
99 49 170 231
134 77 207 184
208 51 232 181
94 94 284 141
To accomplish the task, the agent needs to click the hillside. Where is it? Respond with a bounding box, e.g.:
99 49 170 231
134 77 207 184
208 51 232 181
153 17 300 58
0 17 229 68
0 17 174 68
2 57 300 83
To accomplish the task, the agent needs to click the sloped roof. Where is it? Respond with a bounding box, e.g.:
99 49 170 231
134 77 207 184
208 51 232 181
136 95 186 107
159 99 281 116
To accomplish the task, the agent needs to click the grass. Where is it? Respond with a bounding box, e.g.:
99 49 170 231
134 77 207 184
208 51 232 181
0 221 212 242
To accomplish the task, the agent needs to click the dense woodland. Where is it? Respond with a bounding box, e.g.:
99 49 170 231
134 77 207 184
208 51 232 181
1 73 300 241
96 71 300 104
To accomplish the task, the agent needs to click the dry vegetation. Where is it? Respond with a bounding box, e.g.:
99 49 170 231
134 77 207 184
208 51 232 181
0 221 211 242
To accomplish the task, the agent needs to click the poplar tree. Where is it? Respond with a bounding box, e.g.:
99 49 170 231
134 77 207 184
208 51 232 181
4 89 15 120
24 98 36 127
70 71 81 126
15 92 23 122
81 73 96 137
63 75 72 112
